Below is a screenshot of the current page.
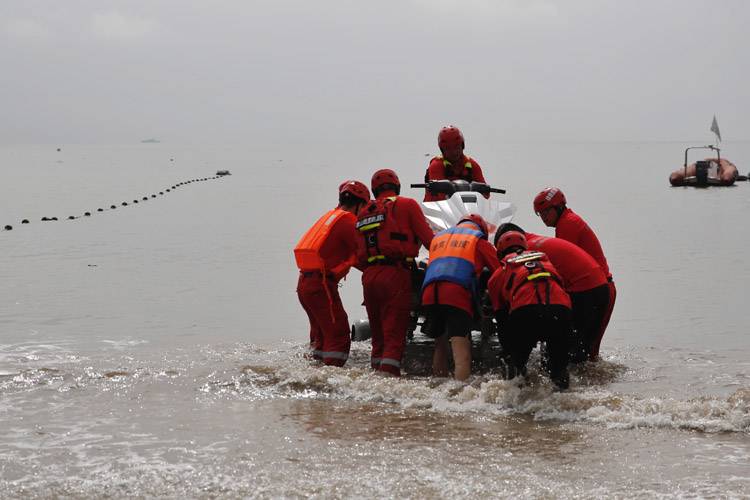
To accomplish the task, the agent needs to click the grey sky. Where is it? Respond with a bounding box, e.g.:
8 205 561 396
2 0 748 146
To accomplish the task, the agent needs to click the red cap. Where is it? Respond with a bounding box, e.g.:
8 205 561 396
371 169 400 193
338 180 370 202
496 231 527 254
533 187 566 214
438 126 465 151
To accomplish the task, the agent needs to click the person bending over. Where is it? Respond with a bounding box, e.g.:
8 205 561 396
488 231 572 390
421 214 499 380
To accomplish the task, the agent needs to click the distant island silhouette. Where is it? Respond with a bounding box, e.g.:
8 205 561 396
141 138 160 143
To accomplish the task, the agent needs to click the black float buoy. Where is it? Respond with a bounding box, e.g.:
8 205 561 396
67 216 75 220
110 205 116 209
22 219 29 224
159 192 163 195
97 208 103 212
151 195 156 198
51 217 58 221
143 197 148 201
84 212 91 216
56 148 61 152
4 225 12 230
133 200 138 204
122 202 128 206
41 217 49 221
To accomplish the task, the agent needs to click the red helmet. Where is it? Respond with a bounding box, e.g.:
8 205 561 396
458 214 488 239
371 169 400 194
338 180 370 202
496 231 527 255
438 126 465 151
533 187 566 214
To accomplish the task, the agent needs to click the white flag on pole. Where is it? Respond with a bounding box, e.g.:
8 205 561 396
710 115 721 142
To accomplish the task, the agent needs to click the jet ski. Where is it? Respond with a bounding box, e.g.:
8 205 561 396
351 180 516 375
669 146 744 186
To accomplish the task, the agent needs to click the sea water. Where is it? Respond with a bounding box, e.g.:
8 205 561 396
1 141 749 497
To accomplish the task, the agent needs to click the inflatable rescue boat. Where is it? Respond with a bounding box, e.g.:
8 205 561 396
669 146 740 187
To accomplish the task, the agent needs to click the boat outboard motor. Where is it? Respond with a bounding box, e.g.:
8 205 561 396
351 319 371 341
695 160 710 186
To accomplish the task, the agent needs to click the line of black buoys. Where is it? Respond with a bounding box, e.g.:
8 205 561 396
3 174 228 232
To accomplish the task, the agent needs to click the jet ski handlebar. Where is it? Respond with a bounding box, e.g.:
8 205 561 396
410 179 506 195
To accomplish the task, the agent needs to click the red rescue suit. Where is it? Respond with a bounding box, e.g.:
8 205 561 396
525 233 609 360
555 209 616 359
423 155 488 201
525 233 606 293
294 208 357 366
356 192 434 376
555 208 611 278
488 251 571 312
488 250 572 388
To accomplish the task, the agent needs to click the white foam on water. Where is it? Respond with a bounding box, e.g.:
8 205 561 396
216 342 750 435
100 338 149 349
2 340 748 435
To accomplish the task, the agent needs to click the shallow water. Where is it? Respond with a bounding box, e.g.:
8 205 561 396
1 142 749 497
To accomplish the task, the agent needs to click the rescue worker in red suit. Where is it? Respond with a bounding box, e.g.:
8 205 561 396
424 126 488 202
534 187 616 360
356 169 434 376
421 214 499 380
488 231 572 390
294 180 370 366
494 223 609 362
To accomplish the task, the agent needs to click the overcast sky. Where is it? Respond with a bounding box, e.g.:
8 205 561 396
2 0 748 146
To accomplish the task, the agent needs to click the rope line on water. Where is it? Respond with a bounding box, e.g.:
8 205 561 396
2 173 230 232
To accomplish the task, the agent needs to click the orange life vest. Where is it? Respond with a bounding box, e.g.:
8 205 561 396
422 221 482 292
294 208 352 271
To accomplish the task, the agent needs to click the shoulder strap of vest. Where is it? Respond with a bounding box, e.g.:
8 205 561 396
509 256 562 305
356 200 384 232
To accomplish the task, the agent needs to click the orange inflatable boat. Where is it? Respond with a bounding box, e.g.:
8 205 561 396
669 146 740 186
